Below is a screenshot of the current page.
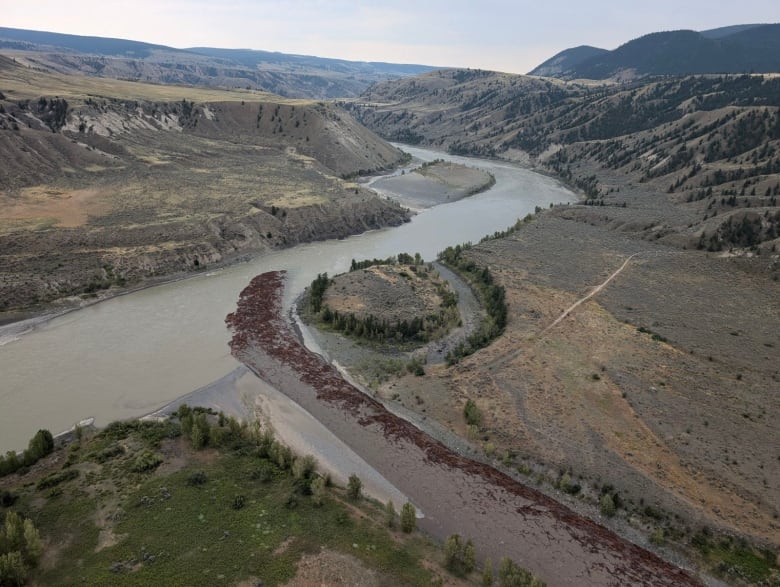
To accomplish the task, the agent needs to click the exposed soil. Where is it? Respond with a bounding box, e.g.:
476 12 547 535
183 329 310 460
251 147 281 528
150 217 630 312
379 210 779 555
283 549 385 586
372 160 494 209
226 271 701 587
0 64 410 313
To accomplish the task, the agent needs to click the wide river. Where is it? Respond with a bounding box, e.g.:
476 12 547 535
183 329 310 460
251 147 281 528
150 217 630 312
0 146 576 451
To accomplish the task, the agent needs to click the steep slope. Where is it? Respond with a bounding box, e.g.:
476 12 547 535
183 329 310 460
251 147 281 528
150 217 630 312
527 45 608 77
532 24 780 80
0 59 410 312
350 70 780 259
345 69 780 580
0 27 435 99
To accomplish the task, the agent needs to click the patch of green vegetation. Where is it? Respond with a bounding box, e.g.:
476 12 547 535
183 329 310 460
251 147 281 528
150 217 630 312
2 413 441 587
691 530 779 585
439 243 507 365
35 468 79 490
637 326 668 343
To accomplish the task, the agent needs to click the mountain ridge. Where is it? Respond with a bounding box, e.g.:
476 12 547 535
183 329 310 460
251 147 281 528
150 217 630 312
0 27 436 99
529 23 780 79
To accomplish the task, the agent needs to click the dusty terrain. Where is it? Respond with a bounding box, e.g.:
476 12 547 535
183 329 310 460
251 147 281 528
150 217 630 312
347 70 780 273
0 55 409 313
368 210 778 573
226 270 701 586
340 69 780 575
322 263 451 326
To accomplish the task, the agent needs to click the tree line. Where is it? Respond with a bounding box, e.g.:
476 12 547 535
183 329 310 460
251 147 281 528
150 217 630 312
438 243 507 365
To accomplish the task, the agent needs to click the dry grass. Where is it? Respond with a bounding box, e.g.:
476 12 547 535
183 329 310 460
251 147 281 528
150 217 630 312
0 56 296 105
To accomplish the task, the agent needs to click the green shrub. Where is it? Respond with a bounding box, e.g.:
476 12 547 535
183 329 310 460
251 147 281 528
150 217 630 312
444 534 476 576
384 500 396 528
401 502 416 533
347 474 362 500
600 493 616 517
463 399 482 427
131 451 163 473
92 444 124 463
36 468 79 490
498 557 546 586
186 470 208 486
311 477 326 507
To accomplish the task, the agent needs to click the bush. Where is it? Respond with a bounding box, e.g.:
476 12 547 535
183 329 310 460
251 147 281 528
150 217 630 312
600 493 616 517
444 534 476 576
249 462 273 483
498 557 546 587
0 490 17 508
311 477 326 507
482 558 493 586
0 512 43 584
186 471 208 486
231 495 246 510
401 502 416 533
27 429 54 462
36 468 79 490
92 444 124 463
0 551 27 586
384 500 396 528
347 474 362 500
0 429 54 478
292 455 317 481
464 399 482 427
131 451 163 473
190 413 210 450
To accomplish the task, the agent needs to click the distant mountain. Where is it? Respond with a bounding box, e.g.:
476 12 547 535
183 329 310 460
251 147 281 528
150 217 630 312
529 23 780 80
528 45 608 77
0 27 435 99
187 47 431 78
0 27 181 57
699 24 766 39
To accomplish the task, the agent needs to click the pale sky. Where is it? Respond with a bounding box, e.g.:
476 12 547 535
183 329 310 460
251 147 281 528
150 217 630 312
4 1 779 73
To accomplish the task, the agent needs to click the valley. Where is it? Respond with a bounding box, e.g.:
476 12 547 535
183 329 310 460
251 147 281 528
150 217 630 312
0 55 409 316
1 20 779 587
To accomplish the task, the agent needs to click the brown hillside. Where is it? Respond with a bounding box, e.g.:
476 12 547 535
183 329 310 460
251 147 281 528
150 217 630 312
0 61 409 312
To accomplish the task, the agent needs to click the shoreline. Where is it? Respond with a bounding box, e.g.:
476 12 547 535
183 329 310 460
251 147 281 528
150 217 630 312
223 269 702 587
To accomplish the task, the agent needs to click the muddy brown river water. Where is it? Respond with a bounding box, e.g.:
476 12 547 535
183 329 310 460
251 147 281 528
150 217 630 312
226 271 700 587
0 145 706 585
0 146 574 451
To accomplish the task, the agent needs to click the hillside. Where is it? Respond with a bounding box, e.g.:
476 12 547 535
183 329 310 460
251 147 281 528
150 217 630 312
0 412 488 586
527 45 608 77
528 24 780 80
0 27 435 99
0 57 410 314
333 68 780 584
348 69 780 268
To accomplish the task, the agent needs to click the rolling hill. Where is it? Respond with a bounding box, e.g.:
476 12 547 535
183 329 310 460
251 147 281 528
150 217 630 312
529 23 780 80
0 55 410 312
0 27 435 99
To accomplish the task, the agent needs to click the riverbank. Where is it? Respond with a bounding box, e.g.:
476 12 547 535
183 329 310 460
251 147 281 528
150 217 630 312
0 143 575 459
371 160 495 210
146 365 409 508
225 270 701 587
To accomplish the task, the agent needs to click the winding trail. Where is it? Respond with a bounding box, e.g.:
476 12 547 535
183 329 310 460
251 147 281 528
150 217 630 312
541 253 640 336
226 271 701 587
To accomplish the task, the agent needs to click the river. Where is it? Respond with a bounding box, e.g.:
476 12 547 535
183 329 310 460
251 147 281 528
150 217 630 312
0 146 576 452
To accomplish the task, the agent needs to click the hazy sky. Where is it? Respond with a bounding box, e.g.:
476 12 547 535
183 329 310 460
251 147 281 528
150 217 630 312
4 1 779 73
